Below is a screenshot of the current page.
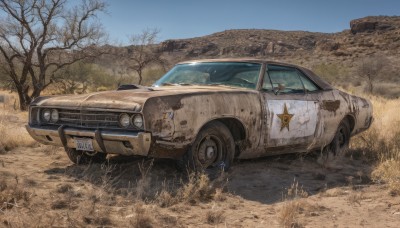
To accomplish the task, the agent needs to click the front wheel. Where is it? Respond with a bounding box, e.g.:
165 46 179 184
65 148 107 164
178 121 235 172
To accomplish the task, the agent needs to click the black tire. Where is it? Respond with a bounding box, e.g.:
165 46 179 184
324 118 351 158
177 121 235 172
65 148 107 164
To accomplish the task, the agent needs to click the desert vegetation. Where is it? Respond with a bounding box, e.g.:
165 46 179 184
0 0 399 226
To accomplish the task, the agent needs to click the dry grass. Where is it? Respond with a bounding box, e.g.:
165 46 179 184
178 173 214 204
372 160 400 194
0 90 19 111
0 120 36 153
0 91 36 153
155 188 176 208
319 187 348 197
347 192 365 206
279 180 311 227
347 92 400 193
129 203 154 228
279 199 329 228
154 171 228 207
350 95 400 160
279 200 306 228
287 179 309 200
0 177 31 211
205 207 225 225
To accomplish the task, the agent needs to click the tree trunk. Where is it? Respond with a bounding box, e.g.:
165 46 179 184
16 86 31 111
367 74 374 94
369 82 374 94
16 85 43 111
138 69 143 85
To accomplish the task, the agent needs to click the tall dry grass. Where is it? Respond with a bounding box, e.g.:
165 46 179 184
349 93 400 193
0 91 36 153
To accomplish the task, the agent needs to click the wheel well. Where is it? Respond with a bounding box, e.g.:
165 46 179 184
216 118 246 143
344 115 355 133
196 118 246 158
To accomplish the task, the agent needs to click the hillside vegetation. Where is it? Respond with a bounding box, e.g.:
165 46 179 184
1 15 400 227
2 16 398 98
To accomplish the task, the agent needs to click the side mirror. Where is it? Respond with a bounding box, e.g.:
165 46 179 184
273 83 285 95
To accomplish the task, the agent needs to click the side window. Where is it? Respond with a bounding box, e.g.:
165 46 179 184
298 71 320 92
262 72 273 91
267 65 305 94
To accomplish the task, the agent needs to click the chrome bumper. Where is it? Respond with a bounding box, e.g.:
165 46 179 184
26 125 151 156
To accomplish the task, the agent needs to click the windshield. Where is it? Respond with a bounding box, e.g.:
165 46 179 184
153 62 262 89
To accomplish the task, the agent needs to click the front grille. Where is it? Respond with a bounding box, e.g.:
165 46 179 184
59 110 121 128
35 108 141 130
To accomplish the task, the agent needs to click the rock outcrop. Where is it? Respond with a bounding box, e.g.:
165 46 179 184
350 16 399 34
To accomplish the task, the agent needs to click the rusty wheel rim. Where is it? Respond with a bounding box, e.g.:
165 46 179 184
196 135 223 168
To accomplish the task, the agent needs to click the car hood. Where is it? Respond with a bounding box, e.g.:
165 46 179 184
32 85 254 112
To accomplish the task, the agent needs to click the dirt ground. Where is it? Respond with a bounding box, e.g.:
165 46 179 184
1 102 400 227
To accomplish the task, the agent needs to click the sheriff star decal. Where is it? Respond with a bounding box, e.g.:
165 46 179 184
277 103 294 131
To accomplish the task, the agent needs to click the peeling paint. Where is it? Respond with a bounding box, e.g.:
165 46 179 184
27 60 373 161
321 100 341 112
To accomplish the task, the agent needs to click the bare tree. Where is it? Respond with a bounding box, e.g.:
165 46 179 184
128 28 165 85
0 0 107 110
53 61 93 94
357 56 387 93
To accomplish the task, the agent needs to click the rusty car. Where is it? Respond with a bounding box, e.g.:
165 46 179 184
26 59 373 171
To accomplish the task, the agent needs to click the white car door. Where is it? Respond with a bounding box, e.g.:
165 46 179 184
261 65 321 154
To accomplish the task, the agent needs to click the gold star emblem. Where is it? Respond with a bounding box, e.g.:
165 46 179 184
277 103 294 131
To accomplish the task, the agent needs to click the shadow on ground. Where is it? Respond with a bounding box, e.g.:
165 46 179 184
44 151 374 205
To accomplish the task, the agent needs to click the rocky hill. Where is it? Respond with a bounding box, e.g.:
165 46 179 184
93 16 399 97
157 16 400 73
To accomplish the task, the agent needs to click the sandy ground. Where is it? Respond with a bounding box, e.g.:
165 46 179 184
1 108 400 227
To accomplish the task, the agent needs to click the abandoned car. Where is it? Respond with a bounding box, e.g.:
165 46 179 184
26 59 373 170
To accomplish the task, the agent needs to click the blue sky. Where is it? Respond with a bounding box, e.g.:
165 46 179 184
100 0 399 44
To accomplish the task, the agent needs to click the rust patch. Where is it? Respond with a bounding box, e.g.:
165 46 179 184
172 136 186 143
239 139 253 153
321 100 340 112
163 96 183 110
154 119 163 131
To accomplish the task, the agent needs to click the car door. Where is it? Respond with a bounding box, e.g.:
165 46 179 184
261 65 321 154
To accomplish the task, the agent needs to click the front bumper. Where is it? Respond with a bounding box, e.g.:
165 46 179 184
26 125 151 156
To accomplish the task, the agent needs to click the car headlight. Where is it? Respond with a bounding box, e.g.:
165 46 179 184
51 109 59 122
132 114 143 128
42 109 51 122
119 113 131 128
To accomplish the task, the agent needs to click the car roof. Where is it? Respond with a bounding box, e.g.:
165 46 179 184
177 58 334 91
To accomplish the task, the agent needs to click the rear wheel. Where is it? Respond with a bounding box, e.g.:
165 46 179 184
178 121 235 172
322 118 351 160
65 148 107 164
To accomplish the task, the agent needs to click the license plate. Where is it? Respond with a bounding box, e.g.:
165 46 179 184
74 138 94 151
